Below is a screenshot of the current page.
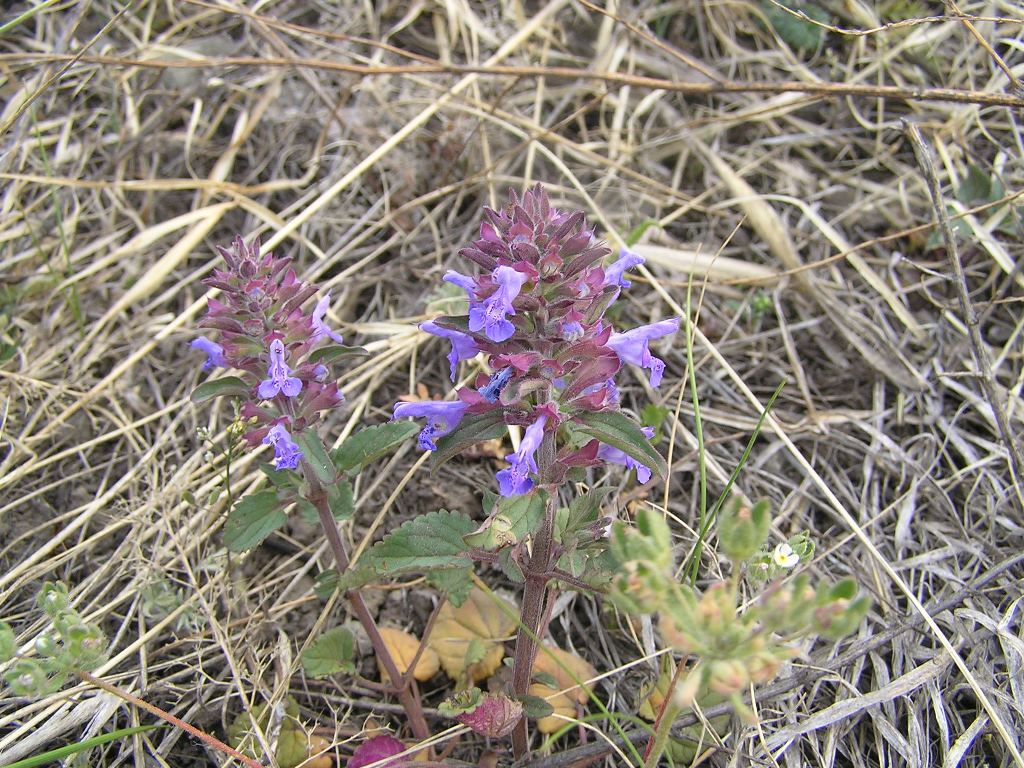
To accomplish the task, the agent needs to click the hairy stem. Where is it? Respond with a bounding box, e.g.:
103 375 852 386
510 400 559 759
303 462 431 742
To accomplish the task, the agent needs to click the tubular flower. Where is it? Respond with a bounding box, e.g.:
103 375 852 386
190 337 227 370
469 265 528 342
479 367 513 402
310 294 344 344
263 424 304 470
258 339 303 399
496 414 547 497
393 400 468 451
607 318 681 387
421 321 479 381
604 247 645 289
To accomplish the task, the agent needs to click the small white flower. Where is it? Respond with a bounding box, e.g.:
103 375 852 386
772 543 800 569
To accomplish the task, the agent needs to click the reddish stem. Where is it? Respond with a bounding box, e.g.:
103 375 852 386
303 462 431 742
76 671 264 768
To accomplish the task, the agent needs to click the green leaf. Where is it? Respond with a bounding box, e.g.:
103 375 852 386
224 491 286 552
432 410 508 468
328 479 355 521
518 694 555 719
0 621 15 663
301 627 356 678
640 403 669 443
426 569 474 607
562 487 613 542
571 411 668 479
353 509 476 574
314 569 339 599
762 0 828 52
956 165 993 204
308 344 369 364
331 422 418 473
190 376 250 404
291 429 336 485
464 491 547 549
623 218 660 247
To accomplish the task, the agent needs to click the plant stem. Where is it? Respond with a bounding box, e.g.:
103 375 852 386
303 463 431 742
510 402 559 759
75 671 264 768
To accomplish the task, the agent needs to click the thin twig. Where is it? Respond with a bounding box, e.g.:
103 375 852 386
904 120 1024 511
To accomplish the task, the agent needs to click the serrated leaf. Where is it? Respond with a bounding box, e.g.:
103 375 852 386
224 491 286 552
331 422 419 473
314 569 339 599
190 376 250 404
302 627 356 678
563 487 612 539
432 410 508 468
291 429 336 485
464 491 547 549
354 509 476 575
572 411 667 479
328 479 355 521
426 569 474 607
308 344 369 364
259 463 299 488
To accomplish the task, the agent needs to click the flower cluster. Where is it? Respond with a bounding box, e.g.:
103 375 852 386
393 185 678 495
190 237 346 470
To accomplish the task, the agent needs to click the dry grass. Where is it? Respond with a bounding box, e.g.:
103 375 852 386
1 0 1022 766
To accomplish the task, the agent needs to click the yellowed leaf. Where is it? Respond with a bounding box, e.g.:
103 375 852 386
428 587 516 683
377 627 440 683
530 645 598 734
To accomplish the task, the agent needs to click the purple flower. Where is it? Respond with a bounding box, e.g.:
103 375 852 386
496 414 547 496
598 427 654 483
258 339 303 399
393 400 468 451
561 320 584 341
263 424 304 470
468 266 527 342
311 294 344 344
421 321 479 381
443 270 477 301
607 318 680 387
604 247 645 289
479 367 513 402
191 337 227 370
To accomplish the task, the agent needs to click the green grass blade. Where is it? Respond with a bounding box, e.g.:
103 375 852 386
5 725 159 768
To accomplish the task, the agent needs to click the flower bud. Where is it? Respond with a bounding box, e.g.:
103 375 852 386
0 621 15 663
718 498 771 562
5 659 56 697
707 659 749 697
